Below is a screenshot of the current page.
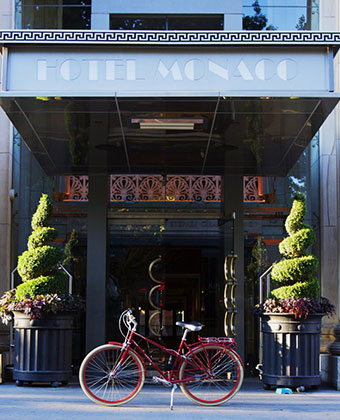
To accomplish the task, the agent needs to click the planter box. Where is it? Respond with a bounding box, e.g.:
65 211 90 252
261 313 323 389
13 311 73 386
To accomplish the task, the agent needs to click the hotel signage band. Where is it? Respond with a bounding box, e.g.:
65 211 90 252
4 47 331 96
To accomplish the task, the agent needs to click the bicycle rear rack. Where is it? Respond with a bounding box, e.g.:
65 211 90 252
199 337 235 345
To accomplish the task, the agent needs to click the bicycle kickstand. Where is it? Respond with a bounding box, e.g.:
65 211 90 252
170 384 177 410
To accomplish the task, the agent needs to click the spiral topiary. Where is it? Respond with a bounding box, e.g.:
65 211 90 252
270 193 320 300
15 194 68 301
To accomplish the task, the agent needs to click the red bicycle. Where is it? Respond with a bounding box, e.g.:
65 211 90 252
79 308 244 408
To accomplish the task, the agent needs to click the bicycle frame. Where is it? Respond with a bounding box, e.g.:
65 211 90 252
109 324 240 385
79 309 244 409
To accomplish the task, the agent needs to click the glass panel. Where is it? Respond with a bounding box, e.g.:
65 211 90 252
21 0 91 29
243 0 319 30
4 96 335 178
167 16 224 30
243 135 320 370
110 16 166 30
110 14 224 31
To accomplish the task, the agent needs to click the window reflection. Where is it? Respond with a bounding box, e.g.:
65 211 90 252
110 15 224 31
243 0 319 30
20 0 91 29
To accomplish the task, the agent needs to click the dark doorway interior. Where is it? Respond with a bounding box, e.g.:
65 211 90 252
107 244 222 348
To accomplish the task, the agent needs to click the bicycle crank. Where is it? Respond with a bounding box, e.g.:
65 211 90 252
152 376 172 387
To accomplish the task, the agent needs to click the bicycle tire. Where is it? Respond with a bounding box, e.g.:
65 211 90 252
178 344 244 406
79 343 145 406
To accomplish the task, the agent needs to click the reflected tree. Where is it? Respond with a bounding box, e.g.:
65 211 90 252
243 1 267 30
296 15 308 30
243 0 277 30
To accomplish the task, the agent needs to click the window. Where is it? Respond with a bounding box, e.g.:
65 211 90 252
110 15 224 31
243 0 319 31
19 0 91 29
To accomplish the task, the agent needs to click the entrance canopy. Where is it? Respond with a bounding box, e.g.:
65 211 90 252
1 30 340 176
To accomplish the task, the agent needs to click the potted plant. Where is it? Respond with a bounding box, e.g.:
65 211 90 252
0 194 82 386
257 193 335 390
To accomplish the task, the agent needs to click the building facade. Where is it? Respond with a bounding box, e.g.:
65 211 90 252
0 0 340 376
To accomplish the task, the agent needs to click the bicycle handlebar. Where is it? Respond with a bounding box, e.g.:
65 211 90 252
119 308 138 337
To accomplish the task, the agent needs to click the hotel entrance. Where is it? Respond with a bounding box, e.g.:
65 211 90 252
106 215 234 349
1 30 339 363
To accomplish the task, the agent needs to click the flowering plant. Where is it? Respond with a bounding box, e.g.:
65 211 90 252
255 296 335 319
0 289 84 325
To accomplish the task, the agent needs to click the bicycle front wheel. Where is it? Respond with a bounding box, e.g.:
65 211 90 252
79 343 145 406
178 344 244 406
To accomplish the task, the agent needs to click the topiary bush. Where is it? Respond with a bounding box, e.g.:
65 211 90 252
270 193 320 300
15 194 68 300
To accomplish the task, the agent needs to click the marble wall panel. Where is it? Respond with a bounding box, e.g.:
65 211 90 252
0 224 10 296
320 111 337 157
320 154 337 227
0 0 13 29
0 153 11 225
0 111 11 154
320 0 338 31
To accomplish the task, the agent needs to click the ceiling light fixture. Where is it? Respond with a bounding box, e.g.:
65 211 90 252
131 118 204 130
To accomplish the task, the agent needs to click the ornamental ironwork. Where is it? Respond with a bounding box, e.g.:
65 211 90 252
243 176 265 202
66 175 88 201
110 175 221 203
64 174 263 203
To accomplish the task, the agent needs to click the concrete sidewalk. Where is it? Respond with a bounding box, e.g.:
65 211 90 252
0 378 339 420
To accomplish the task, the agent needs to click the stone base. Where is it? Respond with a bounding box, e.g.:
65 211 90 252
0 350 8 384
0 352 3 384
320 354 340 390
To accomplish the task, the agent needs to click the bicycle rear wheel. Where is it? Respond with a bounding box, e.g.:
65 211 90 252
79 343 145 406
178 344 244 406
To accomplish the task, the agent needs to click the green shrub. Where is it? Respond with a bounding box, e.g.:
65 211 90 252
18 246 63 281
271 255 318 284
27 227 58 250
31 194 53 230
15 272 68 301
284 194 306 236
270 193 320 300
270 277 320 300
279 228 316 258
15 194 66 299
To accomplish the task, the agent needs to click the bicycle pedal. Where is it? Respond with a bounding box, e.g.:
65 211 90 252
152 376 172 387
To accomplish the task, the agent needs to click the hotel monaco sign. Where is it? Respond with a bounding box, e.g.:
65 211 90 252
7 47 330 94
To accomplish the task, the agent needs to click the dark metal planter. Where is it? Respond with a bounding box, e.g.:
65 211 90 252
260 313 323 389
13 311 73 386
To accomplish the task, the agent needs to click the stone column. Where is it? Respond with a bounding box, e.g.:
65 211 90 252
319 0 340 389
0 0 14 355
86 112 109 352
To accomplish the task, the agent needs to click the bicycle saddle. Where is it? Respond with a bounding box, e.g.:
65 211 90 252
176 321 202 332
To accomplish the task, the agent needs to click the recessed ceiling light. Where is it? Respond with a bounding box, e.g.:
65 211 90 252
131 118 204 130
